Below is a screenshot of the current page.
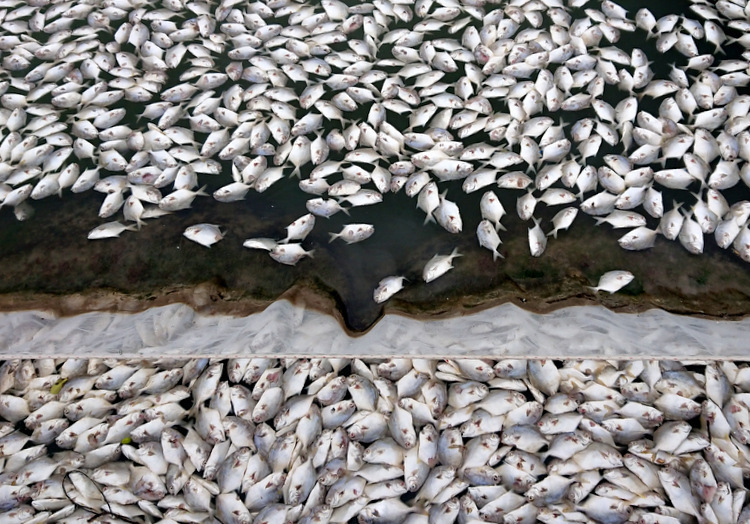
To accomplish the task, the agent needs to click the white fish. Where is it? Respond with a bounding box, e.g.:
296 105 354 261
0 184 32 208
423 248 461 283
184 224 224 248
548 207 578 238
338 189 382 207
159 185 208 211
306 197 349 218
589 270 634 294
679 211 704 254
329 224 374 244
213 182 251 203
618 227 659 251
243 238 278 251
517 190 538 221
373 276 407 304
476 220 503 261
595 210 647 229
528 217 547 257
417 182 440 224
282 213 316 243
480 191 507 231
269 244 314 266
435 193 462 234
88 221 137 240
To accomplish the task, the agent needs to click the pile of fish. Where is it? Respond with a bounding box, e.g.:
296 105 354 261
2 0 750 300
1 357 750 523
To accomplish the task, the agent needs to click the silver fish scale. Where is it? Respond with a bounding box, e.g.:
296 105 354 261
0 357 750 523
0 0 748 303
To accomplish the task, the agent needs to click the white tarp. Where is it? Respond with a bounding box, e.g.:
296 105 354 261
0 301 747 359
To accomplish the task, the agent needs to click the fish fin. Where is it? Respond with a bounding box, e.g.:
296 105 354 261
328 232 339 243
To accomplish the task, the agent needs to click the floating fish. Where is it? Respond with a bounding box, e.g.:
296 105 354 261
329 224 374 244
87 221 137 240
588 270 635 294
373 276 407 304
423 248 461 283
183 224 224 248
269 244 314 266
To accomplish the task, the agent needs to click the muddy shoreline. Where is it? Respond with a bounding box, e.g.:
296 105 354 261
1 275 748 338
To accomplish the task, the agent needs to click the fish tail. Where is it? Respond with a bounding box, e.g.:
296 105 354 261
493 250 504 261
547 228 558 239
328 232 339 243
450 247 462 258
594 217 605 226
423 213 435 226
306 249 315 259
587 286 599 293
290 166 300 179
196 184 209 197
496 222 507 232
341 205 350 216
